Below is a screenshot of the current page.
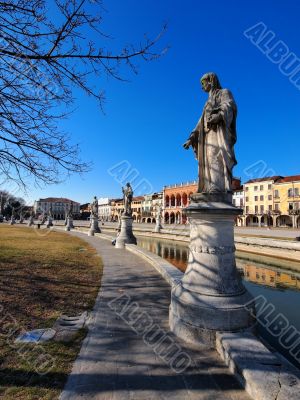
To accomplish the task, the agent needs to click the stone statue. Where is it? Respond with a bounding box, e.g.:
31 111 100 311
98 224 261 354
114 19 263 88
67 202 73 218
122 183 133 216
48 204 53 218
183 72 237 196
90 196 98 218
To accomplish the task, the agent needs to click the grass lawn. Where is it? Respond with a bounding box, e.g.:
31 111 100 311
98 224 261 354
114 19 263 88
0 225 103 399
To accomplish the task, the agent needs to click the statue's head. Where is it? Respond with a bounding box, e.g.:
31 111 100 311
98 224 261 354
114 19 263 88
126 182 130 187
200 72 222 93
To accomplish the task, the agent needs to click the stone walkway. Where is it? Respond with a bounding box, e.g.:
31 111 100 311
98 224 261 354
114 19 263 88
60 232 250 400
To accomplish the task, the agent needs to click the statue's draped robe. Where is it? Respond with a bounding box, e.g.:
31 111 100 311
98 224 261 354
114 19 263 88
189 88 237 193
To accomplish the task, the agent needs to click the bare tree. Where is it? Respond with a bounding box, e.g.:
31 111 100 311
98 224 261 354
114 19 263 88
0 0 167 187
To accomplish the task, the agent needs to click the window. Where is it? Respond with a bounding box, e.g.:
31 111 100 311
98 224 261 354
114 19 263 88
288 188 293 197
295 188 299 196
268 184 272 190
240 199 244 206
260 185 264 191
233 199 236 206
254 186 258 191
246 206 249 213
254 196 258 201
274 190 279 198
260 205 264 213
268 205 272 211
260 195 264 201
295 203 300 210
255 205 258 213
275 203 279 211
246 197 249 202
246 187 249 191
268 195 272 200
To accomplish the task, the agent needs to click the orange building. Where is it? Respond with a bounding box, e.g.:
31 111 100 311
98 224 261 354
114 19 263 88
163 181 197 224
163 178 241 224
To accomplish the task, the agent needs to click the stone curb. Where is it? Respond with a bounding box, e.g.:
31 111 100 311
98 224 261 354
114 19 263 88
216 332 300 400
235 236 300 251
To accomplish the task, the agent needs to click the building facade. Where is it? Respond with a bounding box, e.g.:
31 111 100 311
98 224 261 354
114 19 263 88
163 181 197 224
98 197 114 221
273 175 300 228
33 197 80 219
141 192 163 223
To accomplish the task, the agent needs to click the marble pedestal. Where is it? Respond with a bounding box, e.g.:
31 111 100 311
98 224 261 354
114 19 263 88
169 194 256 348
154 219 163 233
115 215 137 249
27 216 34 227
65 217 74 231
46 217 53 228
89 216 101 236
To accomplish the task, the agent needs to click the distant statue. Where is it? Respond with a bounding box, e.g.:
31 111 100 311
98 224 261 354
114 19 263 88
90 196 98 218
156 205 162 221
183 72 237 195
48 204 53 218
67 202 73 218
122 183 133 216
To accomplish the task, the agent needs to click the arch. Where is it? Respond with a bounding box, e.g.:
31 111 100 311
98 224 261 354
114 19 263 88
277 215 293 227
147 218 152 223
142 217 146 223
170 212 175 224
170 195 175 207
176 193 182 207
165 195 170 208
133 215 137 221
164 212 169 224
176 211 181 224
297 216 300 228
182 213 187 224
152 218 156 224
182 193 188 207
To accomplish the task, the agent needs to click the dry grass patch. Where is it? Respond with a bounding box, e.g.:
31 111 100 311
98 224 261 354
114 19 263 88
0 226 103 399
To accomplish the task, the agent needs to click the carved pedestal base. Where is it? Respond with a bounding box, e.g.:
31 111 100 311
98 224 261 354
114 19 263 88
115 215 137 249
46 217 53 228
65 217 74 231
154 220 163 233
89 216 101 236
27 217 34 227
169 199 256 348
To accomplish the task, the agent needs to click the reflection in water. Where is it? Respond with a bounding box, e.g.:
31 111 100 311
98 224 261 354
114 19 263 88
137 237 300 291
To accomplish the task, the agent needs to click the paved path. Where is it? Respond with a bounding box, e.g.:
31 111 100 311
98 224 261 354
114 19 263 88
60 232 250 400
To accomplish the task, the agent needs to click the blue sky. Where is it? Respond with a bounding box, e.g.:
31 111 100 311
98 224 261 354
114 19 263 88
15 0 300 204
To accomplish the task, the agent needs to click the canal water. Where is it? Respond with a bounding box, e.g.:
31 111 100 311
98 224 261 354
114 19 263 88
136 236 300 369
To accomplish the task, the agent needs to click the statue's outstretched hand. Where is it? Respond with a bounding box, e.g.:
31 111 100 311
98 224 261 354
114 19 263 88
183 139 191 150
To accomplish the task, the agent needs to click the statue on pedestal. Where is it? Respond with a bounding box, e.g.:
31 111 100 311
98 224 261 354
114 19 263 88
88 196 100 235
115 182 136 248
122 183 133 216
183 72 237 197
90 196 99 218
169 73 255 347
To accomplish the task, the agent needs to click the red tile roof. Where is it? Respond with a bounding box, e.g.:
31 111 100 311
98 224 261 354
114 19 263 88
38 197 79 203
277 175 300 183
244 176 283 184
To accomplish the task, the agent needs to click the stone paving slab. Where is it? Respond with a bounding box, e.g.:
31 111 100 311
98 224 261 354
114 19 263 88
59 232 250 400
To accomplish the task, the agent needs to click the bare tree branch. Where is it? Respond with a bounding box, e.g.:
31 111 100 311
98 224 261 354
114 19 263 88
0 0 167 187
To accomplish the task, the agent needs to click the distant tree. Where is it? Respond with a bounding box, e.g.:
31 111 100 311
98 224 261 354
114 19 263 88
0 0 167 187
0 189 25 216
